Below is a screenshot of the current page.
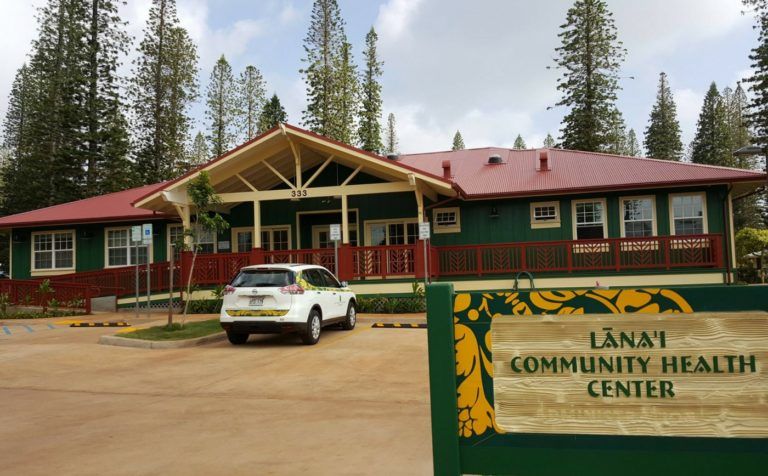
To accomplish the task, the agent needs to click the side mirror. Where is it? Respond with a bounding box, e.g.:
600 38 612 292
341 281 349 288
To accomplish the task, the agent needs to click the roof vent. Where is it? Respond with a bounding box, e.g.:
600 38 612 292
488 154 504 164
442 160 452 179
386 153 399 161
538 150 550 171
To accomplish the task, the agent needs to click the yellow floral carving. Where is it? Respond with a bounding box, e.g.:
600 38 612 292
455 323 499 437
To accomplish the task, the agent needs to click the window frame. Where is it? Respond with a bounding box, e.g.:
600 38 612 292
167 224 185 262
668 192 709 236
619 195 658 238
530 201 561 229
571 198 608 240
230 225 293 253
30 229 76 274
104 226 153 269
363 218 419 246
432 207 461 234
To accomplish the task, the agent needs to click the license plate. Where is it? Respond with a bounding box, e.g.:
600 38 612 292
249 296 264 306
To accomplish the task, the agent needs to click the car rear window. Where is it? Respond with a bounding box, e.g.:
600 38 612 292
231 269 294 287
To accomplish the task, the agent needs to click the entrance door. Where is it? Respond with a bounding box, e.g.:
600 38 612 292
312 225 358 248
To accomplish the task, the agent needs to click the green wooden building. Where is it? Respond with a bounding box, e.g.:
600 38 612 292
0 124 764 301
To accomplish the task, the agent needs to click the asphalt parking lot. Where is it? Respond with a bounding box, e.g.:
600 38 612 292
0 313 432 476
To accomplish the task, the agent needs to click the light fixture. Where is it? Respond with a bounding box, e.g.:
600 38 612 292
490 206 499 218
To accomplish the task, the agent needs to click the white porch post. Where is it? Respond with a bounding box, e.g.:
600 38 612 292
253 200 262 248
341 194 350 244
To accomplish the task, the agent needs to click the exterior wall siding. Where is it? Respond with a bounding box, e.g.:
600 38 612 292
429 185 728 246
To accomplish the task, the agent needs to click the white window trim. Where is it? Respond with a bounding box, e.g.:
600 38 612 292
571 198 608 240
104 226 153 269
231 225 293 252
30 229 76 275
530 201 561 229
432 207 461 234
363 218 419 246
619 195 658 238
668 192 709 236
167 224 185 260
311 224 356 249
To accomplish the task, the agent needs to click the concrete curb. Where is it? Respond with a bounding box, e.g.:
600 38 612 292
98 332 227 349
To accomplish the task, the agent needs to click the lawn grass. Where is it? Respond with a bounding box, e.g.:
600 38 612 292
121 319 223 341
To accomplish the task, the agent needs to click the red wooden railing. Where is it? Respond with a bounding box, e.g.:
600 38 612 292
48 261 181 298
36 234 723 297
263 248 337 274
187 252 250 286
352 244 416 278
0 279 93 313
434 234 722 276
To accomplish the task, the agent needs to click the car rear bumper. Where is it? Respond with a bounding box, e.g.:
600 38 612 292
220 320 304 334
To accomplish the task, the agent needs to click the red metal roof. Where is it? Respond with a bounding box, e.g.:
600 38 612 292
1 135 765 228
0 183 171 228
397 148 766 198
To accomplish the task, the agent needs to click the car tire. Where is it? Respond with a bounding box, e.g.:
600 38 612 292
226 330 249 345
301 309 322 345
341 301 356 330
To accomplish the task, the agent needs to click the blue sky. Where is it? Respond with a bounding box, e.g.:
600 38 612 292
0 0 760 154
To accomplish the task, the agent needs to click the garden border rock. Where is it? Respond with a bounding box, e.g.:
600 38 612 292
99 331 226 349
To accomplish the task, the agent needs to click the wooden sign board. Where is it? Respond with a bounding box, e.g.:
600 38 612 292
491 312 768 438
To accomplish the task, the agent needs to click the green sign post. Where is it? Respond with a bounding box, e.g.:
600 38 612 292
425 283 768 475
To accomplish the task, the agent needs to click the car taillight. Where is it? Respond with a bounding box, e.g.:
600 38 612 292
224 285 236 295
279 284 304 295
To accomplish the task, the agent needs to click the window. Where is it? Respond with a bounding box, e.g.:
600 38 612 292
531 201 560 228
318 268 342 287
168 225 185 261
621 197 656 238
32 231 75 271
106 228 149 267
671 193 707 235
573 199 606 240
232 226 292 252
366 220 418 246
197 227 216 254
433 207 461 233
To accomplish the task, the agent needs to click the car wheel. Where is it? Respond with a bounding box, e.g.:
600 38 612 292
341 301 356 330
301 309 322 345
226 330 249 345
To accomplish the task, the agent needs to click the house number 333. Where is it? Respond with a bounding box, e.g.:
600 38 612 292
290 189 308 198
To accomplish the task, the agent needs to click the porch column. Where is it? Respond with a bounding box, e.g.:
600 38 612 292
250 200 264 265
414 187 429 280
338 193 353 281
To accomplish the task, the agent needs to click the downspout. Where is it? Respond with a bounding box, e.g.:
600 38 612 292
722 185 733 284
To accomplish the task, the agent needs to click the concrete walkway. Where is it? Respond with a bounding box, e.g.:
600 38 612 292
0 312 432 475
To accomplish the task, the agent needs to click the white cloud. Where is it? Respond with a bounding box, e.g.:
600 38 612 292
0 0 44 121
279 3 301 25
375 0 424 43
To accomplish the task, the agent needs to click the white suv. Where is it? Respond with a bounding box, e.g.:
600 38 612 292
219 264 357 345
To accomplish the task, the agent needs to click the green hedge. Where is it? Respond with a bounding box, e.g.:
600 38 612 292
356 296 425 314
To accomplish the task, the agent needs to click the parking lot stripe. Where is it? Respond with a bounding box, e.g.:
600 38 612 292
24 325 34 333
2 326 10 335
47 324 56 329
69 322 130 328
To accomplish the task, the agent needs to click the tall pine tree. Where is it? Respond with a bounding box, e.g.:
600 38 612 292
0 65 37 214
83 0 132 195
644 72 683 161
744 0 768 151
603 108 628 155
385 113 398 154
130 0 198 183
258 94 288 132
625 129 641 156
205 55 237 158
452 130 465 150
238 65 266 139
329 40 358 144
554 0 625 152
543 133 557 148
358 27 383 152
690 82 733 167
513 134 526 149
301 0 346 137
